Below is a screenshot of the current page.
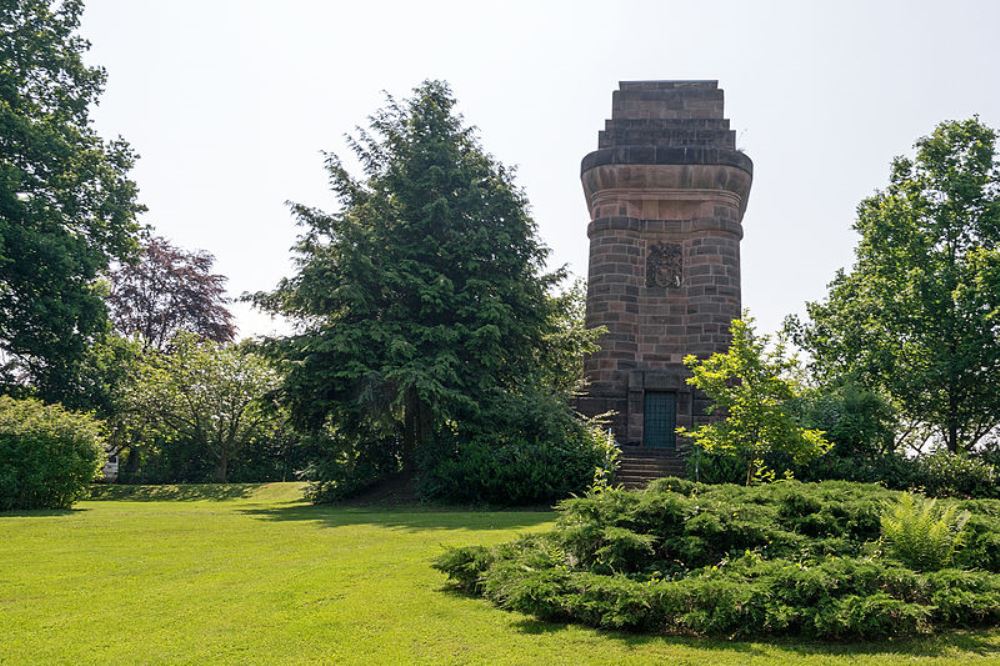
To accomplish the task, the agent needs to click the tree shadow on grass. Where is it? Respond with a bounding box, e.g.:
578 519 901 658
774 630 1000 659
240 501 556 532
0 507 84 518
439 586 998 659
502 612 999 660
87 483 258 502
618 629 999 660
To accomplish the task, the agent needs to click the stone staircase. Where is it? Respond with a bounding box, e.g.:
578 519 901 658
615 448 686 489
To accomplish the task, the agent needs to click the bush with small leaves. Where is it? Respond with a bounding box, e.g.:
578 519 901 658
694 448 1000 500
0 397 106 511
419 397 617 505
911 450 998 499
436 480 1000 640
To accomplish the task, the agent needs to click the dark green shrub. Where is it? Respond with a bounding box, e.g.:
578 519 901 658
419 431 613 505
797 381 898 458
793 451 917 488
956 512 1000 571
437 480 1000 640
555 480 898 573
697 447 1000 500
0 396 105 510
846 451 1000 499
482 565 573 621
684 384 998 495
303 428 402 503
685 447 746 484
419 390 615 505
978 441 1000 469
645 476 698 496
910 450 998 499
926 569 1000 625
444 549 996 639
433 545 496 594
563 572 658 630
811 593 931 639
119 423 311 485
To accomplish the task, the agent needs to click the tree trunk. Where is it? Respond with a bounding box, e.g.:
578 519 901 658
402 395 417 475
123 446 141 481
745 454 757 486
401 391 431 475
947 390 959 453
945 241 960 455
214 451 228 483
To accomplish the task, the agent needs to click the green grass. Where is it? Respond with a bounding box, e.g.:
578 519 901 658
0 483 997 665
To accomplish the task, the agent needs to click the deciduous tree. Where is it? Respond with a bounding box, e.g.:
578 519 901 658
109 236 235 350
678 314 830 485
127 334 279 482
789 118 1000 453
0 0 143 399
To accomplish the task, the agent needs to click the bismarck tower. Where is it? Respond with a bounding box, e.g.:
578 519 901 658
578 80 752 479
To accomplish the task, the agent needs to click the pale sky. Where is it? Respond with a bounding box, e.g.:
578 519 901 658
80 0 1000 339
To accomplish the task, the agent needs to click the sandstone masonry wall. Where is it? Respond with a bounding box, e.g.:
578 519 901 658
578 81 753 449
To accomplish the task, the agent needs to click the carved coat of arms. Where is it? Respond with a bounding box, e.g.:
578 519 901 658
646 242 683 288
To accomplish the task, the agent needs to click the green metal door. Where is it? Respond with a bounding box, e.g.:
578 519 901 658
643 391 676 449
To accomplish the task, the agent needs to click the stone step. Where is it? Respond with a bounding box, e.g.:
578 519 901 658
619 457 685 465
619 447 683 457
618 465 680 472
619 463 685 470
618 80 719 93
618 461 685 469
618 477 656 489
605 118 731 131
610 106 724 121
611 87 725 121
613 90 724 114
599 128 735 146
614 87 723 101
619 452 684 460
617 473 675 481
616 448 686 487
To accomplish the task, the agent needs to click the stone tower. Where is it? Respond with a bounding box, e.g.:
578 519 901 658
578 81 752 464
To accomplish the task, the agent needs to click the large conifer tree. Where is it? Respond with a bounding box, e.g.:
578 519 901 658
254 81 563 471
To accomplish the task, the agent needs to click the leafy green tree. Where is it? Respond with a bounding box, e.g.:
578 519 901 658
125 334 280 482
789 118 1000 453
62 331 143 417
253 81 568 474
797 380 898 458
678 314 830 485
0 0 143 401
536 278 603 396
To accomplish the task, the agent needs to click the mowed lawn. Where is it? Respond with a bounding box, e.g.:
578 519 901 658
1 484 998 665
